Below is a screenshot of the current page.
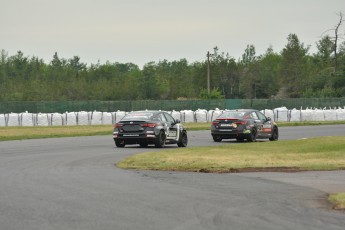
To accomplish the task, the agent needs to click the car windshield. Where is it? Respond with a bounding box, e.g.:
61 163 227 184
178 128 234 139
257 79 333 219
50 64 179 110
218 111 246 119
122 112 154 121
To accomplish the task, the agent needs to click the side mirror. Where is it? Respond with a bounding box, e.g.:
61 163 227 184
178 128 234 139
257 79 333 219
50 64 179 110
266 117 271 121
175 119 181 124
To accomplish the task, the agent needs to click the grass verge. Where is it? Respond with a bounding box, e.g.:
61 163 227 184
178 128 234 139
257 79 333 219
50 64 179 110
117 136 345 172
0 125 111 141
118 134 345 211
328 193 345 210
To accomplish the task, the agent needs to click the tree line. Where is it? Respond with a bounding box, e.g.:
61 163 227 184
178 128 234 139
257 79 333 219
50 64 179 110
1 31 344 102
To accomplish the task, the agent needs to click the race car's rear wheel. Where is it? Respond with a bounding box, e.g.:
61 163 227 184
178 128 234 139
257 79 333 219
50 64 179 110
155 130 166 148
115 140 125 148
212 135 222 142
177 132 188 147
246 128 257 142
269 127 279 141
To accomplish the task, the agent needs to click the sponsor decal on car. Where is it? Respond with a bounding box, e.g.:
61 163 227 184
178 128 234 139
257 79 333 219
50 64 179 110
169 130 177 137
123 134 140 137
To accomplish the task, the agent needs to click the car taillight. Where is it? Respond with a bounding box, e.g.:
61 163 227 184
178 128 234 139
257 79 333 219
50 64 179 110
115 123 123 128
212 121 219 125
141 123 156 128
235 121 247 125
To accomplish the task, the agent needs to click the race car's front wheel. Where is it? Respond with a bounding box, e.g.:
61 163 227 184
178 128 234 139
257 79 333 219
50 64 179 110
269 127 279 141
177 132 188 147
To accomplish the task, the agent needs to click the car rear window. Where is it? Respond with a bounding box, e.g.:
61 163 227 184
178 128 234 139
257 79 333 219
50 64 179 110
218 111 246 119
123 112 154 120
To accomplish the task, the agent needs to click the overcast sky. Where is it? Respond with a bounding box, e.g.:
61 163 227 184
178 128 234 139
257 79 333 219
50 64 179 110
1 0 344 68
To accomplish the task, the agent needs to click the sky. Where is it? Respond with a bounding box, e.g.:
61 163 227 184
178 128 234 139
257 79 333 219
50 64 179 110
1 0 345 68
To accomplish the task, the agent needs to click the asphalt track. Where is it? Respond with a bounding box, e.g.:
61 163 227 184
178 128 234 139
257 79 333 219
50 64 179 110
0 125 345 230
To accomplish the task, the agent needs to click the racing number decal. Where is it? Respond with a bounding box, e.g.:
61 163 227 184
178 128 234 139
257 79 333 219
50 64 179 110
262 124 272 133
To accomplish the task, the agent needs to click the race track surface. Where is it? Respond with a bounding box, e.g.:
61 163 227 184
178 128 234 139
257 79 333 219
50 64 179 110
0 125 345 230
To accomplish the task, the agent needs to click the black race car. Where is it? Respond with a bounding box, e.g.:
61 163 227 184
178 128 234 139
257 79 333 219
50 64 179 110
211 109 278 142
113 111 188 148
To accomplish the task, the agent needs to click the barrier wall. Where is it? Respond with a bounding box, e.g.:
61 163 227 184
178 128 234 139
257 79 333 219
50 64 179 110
1 107 345 127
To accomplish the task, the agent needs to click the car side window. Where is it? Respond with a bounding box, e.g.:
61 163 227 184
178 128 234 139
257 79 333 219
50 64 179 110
164 113 175 124
256 111 267 121
250 112 259 120
152 115 160 121
158 113 167 122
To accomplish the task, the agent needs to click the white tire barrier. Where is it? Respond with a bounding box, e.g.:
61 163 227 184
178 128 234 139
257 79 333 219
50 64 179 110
181 110 195 123
337 109 345 120
77 111 90 125
90 111 102 125
1 106 345 126
0 114 6 126
289 109 301 122
102 112 113 125
7 113 20 126
274 107 289 122
114 111 126 123
21 112 35 126
51 113 63 126
65 112 77 126
36 113 50 126
195 109 208 123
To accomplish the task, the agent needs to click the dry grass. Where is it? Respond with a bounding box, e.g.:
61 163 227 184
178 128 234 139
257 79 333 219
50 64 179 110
0 125 112 141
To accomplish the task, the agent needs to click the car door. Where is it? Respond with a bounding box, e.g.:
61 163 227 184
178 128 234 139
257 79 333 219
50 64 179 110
163 112 178 140
250 111 263 136
256 111 272 138
157 113 169 135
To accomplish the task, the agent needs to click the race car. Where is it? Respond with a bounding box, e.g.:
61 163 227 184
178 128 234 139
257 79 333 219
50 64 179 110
211 109 279 142
113 111 188 148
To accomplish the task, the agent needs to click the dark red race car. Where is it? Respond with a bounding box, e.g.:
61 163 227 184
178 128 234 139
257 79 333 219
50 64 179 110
211 109 278 142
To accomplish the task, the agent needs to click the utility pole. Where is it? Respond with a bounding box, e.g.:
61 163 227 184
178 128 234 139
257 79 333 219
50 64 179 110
207 51 210 94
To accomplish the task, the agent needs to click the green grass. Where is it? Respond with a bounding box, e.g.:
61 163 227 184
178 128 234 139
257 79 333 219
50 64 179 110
117 136 345 172
0 125 112 141
328 193 345 210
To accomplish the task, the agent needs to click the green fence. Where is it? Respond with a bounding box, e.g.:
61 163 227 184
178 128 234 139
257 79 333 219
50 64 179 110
0 98 344 113
240 98 345 110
